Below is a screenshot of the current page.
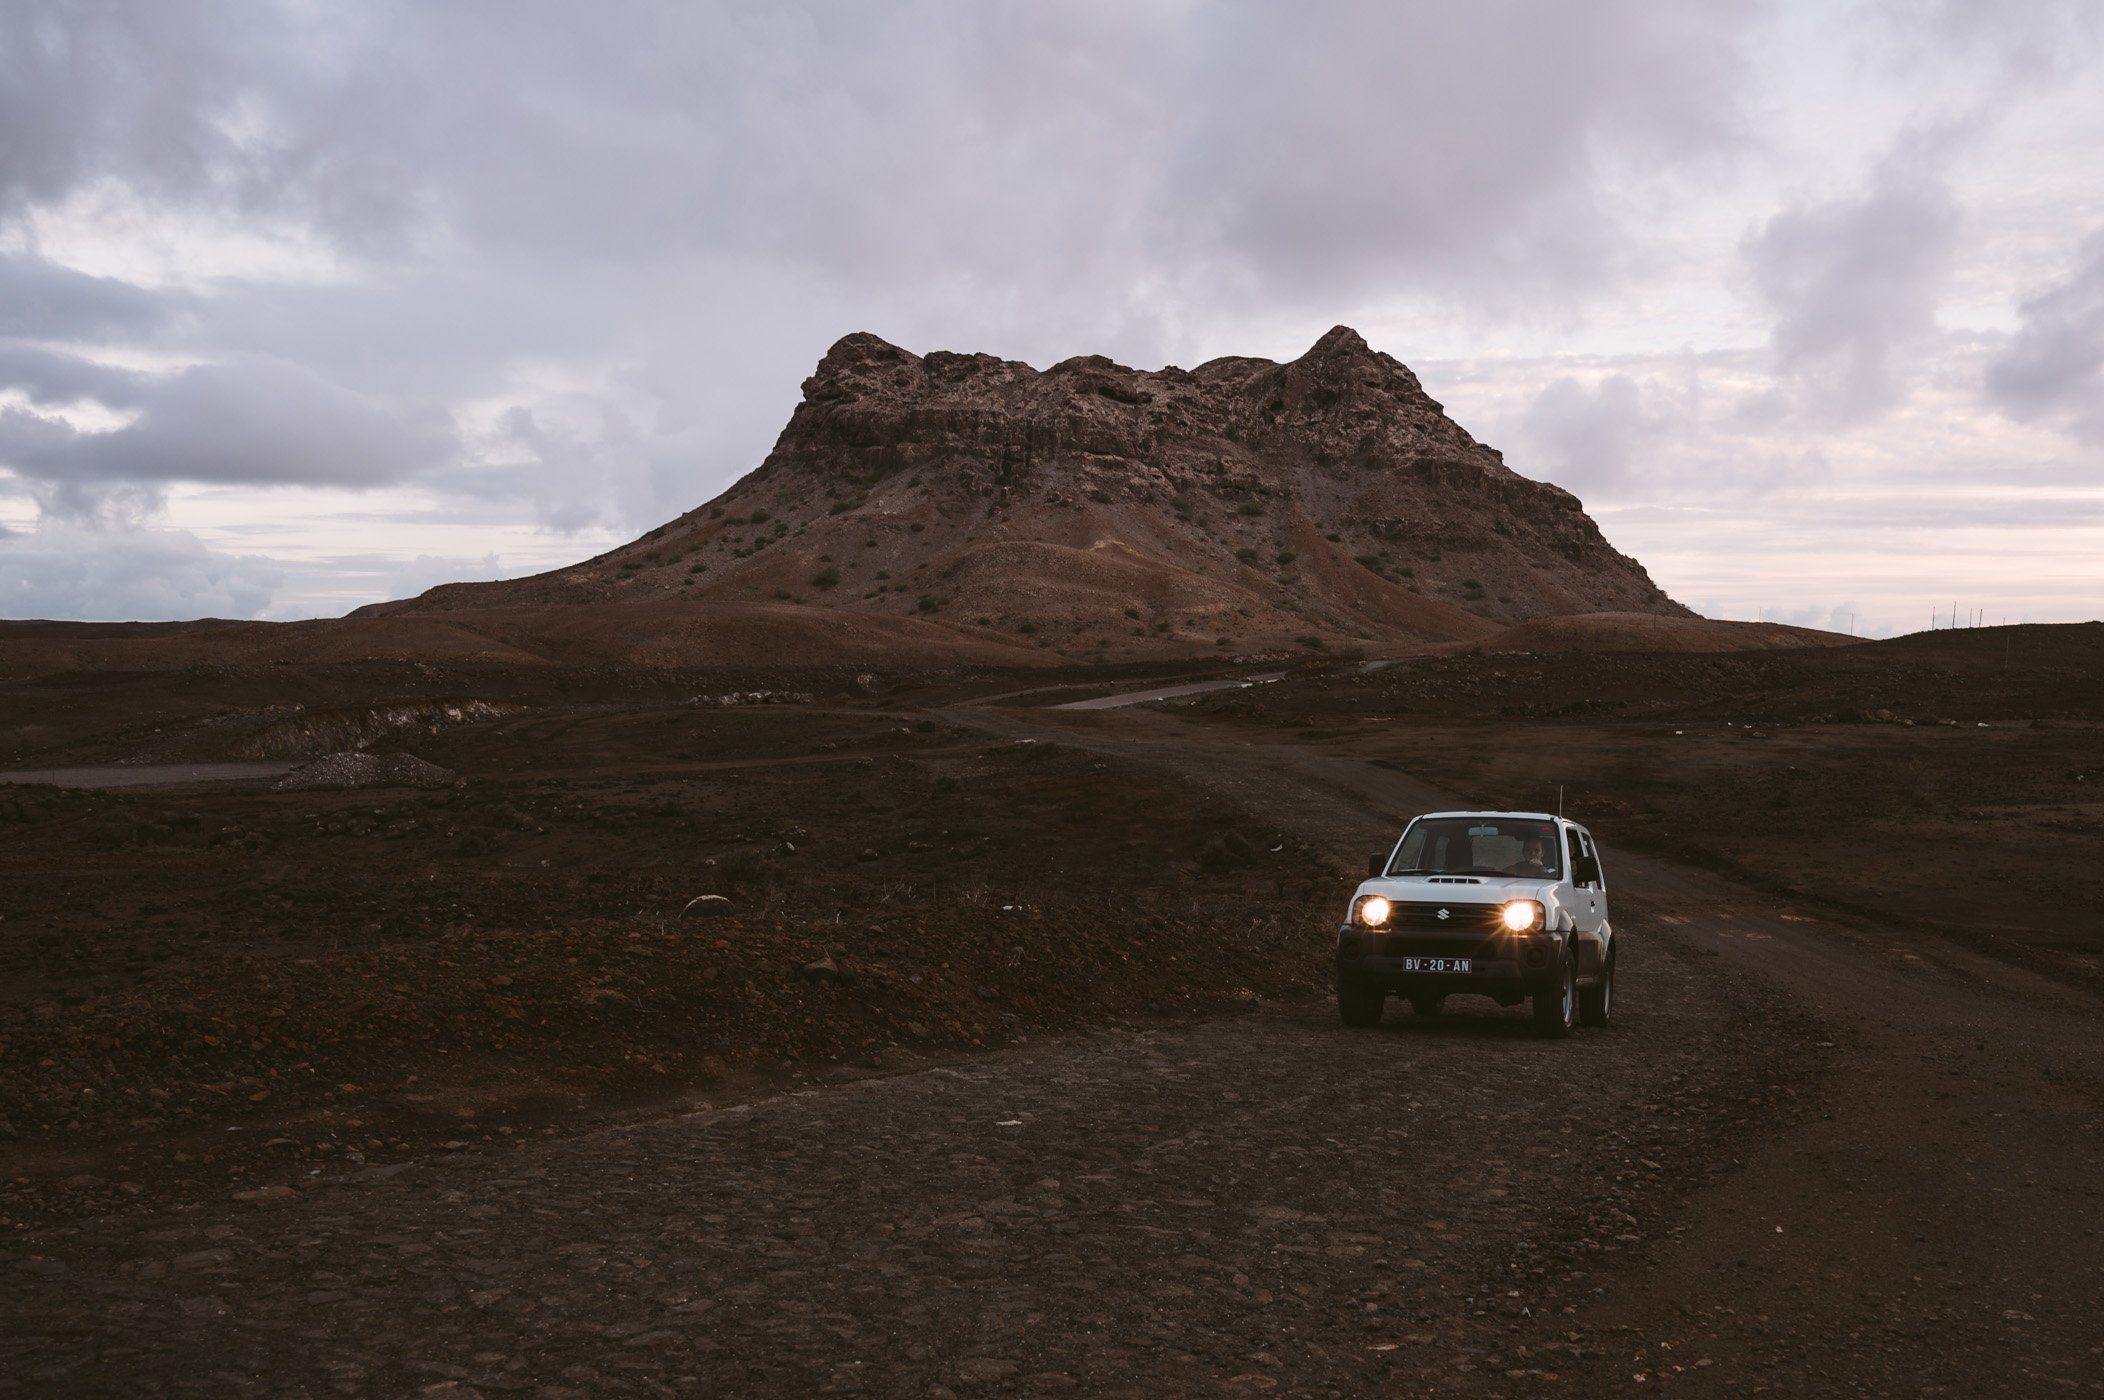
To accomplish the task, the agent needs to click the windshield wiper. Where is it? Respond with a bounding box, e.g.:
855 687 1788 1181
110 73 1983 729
1392 866 1512 877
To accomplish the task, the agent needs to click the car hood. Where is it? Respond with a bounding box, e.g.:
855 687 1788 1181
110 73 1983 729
1355 875 1560 902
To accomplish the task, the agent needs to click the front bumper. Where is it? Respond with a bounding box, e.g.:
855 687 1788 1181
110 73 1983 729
1336 924 1565 996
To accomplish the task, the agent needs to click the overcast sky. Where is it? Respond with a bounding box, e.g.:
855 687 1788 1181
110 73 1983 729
3 0 2101 634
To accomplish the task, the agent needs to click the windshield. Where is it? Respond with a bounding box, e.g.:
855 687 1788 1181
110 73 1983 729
1387 817 1562 879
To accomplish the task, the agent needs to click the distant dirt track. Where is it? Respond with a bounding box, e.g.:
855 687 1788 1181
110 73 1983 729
0 761 296 789
3 703 2097 1396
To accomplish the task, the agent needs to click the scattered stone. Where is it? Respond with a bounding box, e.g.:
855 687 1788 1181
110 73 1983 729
233 1184 300 1203
273 752 459 792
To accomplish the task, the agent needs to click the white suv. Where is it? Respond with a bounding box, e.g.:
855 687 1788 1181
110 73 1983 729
1335 811 1614 1037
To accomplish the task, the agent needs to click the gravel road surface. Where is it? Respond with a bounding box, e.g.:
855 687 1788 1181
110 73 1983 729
3 708 2099 1398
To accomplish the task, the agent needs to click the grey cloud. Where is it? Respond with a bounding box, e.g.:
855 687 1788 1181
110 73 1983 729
1986 228 2104 443
0 523 281 621
1865 0 2103 87
1174 0 1759 302
0 357 456 488
1515 375 1670 497
0 253 172 339
3 2 1765 310
0 340 149 408
1743 149 1962 419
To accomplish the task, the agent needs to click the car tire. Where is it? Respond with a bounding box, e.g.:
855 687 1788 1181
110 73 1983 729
1579 945 1615 1028
1532 946 1576 1039
1337 973 1385 1028
1408 993 1446 1017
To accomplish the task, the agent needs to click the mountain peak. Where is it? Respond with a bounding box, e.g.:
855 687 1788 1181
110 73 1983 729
1301 325 1373 360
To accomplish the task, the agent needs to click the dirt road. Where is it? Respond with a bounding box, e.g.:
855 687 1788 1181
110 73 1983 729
3 705 2100 1397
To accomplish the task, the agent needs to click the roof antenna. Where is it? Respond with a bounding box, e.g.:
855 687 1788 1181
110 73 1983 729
1557 784 1564 819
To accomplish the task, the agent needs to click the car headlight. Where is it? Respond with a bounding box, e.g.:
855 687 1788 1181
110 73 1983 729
1357 895 1393 928
1500 900 1544 932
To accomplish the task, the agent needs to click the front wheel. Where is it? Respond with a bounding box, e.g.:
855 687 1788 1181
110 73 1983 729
1532 947 1576 1039
1579 946 1615 1028
1337 973 1385 1028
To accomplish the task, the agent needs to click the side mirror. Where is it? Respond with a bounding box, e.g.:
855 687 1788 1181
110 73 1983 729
1368 853 1387 878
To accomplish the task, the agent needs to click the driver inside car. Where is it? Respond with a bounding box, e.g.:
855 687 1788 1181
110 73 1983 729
1508 835 1552 878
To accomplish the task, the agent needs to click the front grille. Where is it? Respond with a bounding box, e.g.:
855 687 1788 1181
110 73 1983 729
1383 933 1504 960
1390 901 1505 931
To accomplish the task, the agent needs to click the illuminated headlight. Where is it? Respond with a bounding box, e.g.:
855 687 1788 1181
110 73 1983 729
1357 895 1393 928
1500 900 1544 932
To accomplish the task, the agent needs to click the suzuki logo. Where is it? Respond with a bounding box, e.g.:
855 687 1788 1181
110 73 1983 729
1436 908 1450 921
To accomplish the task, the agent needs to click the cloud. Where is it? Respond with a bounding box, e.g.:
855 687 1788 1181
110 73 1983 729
1742 144 1962 419
0 253 172 338
0 356 455 488
1172 0 1759 303
0 340 150 409
1985 227 2104 442
0 522 282 620
1515 374 1673 497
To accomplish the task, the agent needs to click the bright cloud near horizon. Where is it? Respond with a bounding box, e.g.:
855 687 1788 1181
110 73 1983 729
2 0 2101 636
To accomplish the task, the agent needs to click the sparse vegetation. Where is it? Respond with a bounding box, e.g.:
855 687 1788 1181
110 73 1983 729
811 566 840 590
1295 635 1327 649
1276 550 1297 566
1236 500 1264 516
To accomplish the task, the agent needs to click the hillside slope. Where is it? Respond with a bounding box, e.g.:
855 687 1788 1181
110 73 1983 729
364 326 1687 659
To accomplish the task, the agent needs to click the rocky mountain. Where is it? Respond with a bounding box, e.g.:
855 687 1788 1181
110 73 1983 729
364 326 1686 660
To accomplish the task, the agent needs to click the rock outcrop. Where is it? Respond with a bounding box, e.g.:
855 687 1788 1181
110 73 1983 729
368 327 1686 658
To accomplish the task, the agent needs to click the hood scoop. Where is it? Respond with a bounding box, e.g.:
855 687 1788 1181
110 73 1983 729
1426 876 1484 884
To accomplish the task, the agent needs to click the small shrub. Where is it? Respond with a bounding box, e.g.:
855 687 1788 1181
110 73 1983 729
1018 621 1039 635
1276 550 1297 566
1235 547 1259 562
1123 606 1141 619
1236 500 1264 516
1295 634 1327 650
709 505 725 518
748 509 771 524
908 522 925 533
916 594 942 613
811 566 840 589
1326 532 1342 542
1215 636 1232 647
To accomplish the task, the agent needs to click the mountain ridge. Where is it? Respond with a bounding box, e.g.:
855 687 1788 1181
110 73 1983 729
360 326 1687 660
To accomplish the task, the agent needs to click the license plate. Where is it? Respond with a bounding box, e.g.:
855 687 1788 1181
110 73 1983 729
1401 957 1472 973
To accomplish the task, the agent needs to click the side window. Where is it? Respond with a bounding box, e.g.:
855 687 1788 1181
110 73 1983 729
1564 826 1585 882
1573 829 1605 889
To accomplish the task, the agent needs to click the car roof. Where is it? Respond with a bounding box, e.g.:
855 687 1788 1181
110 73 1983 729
1413 811 1563 823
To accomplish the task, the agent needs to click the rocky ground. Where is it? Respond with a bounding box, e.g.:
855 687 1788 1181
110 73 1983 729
1 625 2100 1396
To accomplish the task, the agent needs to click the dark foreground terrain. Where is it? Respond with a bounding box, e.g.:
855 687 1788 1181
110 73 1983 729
1 624 2100 1397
